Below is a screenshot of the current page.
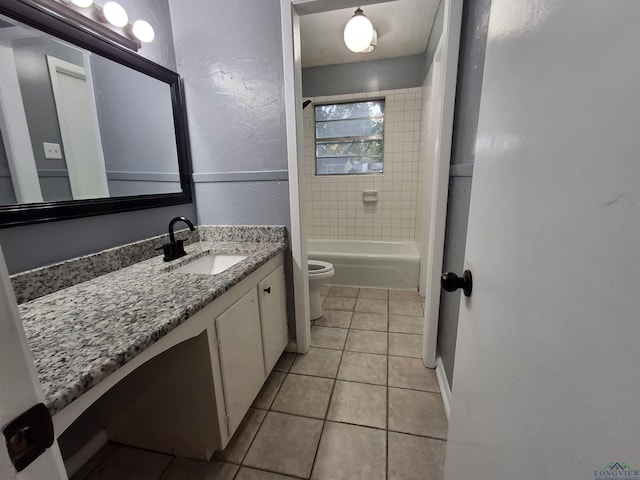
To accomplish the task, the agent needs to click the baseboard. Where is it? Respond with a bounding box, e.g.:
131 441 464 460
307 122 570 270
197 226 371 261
435 356 452 420
64 428 108 478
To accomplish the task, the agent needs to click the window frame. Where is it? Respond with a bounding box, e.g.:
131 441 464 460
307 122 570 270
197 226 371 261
313 98 385 176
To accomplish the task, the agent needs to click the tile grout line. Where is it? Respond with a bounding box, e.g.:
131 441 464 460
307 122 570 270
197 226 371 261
386 294 390 480
308 323 348 480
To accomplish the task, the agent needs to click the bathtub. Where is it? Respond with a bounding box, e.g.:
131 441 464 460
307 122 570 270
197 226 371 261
307 239 420 289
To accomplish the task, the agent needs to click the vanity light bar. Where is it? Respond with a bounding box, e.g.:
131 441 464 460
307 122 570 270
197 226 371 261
31 0 155 51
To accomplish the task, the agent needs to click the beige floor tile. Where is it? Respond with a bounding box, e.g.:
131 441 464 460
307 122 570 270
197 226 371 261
236 467 299 479
311 422 386 480
326 381 386 429
388 333 423 358
290 347 342 378
389 301 423 316
159 458 238 480
324 296 357 311
214 408 267 463
389 290 421 302
350 312 388 332
273 352 296 372
85 445 172 480
388 432 446 480
329 286 359 298
388 388 448 439
388 357 440 392
345 330 388 354
314 310 352 329
337 351 387 385
244 412 323 478
388 314 424 334
319 285 331 296
311 326 348 350
358 288 388 300
252 371 286 409
271 374 334 419
354 298 388 314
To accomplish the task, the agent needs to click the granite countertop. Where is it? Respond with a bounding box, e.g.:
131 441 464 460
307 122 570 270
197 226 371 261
18 239 286 415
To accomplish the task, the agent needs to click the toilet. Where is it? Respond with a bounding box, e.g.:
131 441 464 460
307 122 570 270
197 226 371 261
308 260 335 320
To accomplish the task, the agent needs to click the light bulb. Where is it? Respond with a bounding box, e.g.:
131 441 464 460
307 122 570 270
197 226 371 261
69 0 93 7
132 20 154 43
102 1 128 28
343 8 374 53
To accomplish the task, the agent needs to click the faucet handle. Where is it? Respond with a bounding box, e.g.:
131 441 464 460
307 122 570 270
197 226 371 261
157 240 187 262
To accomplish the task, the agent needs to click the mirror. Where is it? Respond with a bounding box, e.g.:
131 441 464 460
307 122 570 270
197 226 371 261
0 1 192 227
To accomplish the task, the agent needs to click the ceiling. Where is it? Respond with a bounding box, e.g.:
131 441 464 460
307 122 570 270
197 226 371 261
300 0 440 68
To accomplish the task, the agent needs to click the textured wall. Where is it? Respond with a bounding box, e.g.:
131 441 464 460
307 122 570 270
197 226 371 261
168 0 290 230
0 0 196 274
302 55 426 97
303 87 423 241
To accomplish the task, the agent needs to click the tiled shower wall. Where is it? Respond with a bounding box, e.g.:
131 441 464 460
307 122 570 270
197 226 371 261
303 87 424 241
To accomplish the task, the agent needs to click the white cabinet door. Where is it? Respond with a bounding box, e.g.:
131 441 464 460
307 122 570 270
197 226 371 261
257 265 289 374
215 289 265 437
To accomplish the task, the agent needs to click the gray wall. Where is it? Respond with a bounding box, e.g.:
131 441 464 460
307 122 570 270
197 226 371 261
90 55 181 197
437 0 491 388
0 0 197 274
302 54 426 97
168 0 290 230
12 37 83 201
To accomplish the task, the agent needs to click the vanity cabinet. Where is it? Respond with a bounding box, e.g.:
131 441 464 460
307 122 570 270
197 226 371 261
93 254 288 460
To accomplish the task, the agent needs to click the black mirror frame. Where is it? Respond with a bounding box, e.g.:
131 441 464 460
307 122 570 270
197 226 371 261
0 0 193 228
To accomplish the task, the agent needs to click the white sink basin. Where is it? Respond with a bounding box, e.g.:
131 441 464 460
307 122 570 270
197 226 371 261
173 254 247 275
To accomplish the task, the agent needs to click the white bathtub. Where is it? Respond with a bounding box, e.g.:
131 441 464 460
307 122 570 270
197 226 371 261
307 239 420 289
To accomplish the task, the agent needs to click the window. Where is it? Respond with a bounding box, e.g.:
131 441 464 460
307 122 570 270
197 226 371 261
315 99 384 175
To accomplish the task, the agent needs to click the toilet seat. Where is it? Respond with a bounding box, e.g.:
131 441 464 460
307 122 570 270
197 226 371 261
308 260 333 276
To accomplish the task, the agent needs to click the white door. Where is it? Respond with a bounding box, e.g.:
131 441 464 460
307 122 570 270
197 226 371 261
445 1 640 479
0 245 67 479
47 56 109 200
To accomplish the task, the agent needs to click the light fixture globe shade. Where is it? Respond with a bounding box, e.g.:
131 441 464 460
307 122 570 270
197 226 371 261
132 20 155 42
103 1 128 28
69 0 93 7
344 10 374 53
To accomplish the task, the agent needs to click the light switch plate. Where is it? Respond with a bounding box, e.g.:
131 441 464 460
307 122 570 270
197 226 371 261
43 142 62 159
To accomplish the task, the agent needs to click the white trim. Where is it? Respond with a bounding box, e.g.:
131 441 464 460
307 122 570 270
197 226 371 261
435 356 452 420
0 45 43 203
63 429 108 478
281 0 311 353
422 0 464 368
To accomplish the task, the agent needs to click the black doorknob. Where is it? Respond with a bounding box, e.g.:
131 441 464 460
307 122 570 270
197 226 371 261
441 270 473 297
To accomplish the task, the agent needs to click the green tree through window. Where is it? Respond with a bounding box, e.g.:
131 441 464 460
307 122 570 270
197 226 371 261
315 100 384 175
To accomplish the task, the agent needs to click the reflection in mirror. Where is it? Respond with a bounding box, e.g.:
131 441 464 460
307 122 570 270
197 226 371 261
0 13 181 206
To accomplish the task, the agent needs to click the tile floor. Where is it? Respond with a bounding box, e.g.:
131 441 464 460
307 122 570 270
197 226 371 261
75 286 447 480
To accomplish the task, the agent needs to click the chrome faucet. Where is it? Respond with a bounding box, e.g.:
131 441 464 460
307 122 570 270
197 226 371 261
159 216 195 262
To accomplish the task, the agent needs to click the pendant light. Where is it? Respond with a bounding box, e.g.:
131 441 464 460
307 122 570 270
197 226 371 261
343 7 374 53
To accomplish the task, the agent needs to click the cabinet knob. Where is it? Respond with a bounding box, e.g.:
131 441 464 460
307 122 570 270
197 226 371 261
263 287 271 294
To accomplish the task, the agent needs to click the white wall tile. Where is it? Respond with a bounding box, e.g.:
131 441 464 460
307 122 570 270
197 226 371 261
303 88 425 241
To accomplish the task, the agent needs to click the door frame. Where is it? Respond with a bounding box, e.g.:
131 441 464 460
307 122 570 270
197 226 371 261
280 0 463 364
422 0 463 371
0 44 43 204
